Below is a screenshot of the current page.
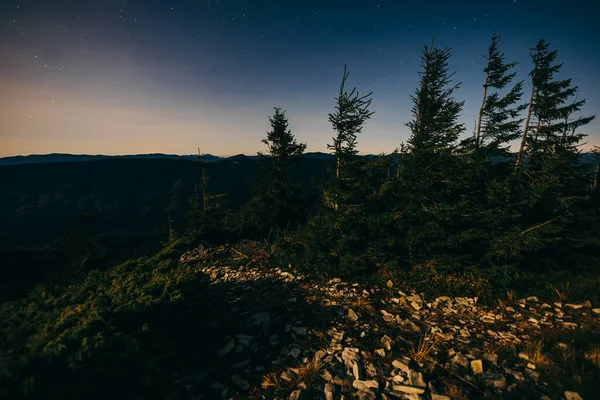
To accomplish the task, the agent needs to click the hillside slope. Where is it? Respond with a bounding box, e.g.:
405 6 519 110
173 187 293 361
1 240 598 399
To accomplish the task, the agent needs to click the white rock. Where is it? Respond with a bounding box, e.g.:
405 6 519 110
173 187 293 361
324 383 334 400
353 380 379 392
565 303 583 309
564 391 583 400
470 359 484 374
392 359 410 374
391 384 425 395
292 326 308 335
478 372 507 389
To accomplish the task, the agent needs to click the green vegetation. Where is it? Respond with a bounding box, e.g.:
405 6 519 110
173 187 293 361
1 35 599 398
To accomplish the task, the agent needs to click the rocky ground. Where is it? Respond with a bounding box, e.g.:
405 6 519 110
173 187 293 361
169 242 600 400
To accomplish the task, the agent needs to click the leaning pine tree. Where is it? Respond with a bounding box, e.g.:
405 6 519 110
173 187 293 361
516 39 595 173
469 32 527 158
510 39 596 273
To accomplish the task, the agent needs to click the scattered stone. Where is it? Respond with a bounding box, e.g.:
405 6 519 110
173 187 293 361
292 327 308 336
218 339 236 357
565 303 583 310
324 383 335 400
478 372 507 389
524 368 540 382
408 370 426 388
483 353 498 365
231 375 250 390
348 308 359 322
470 359 484 374
342 348 360 369
250 312 271 328
352 361 364 380
375 348 386 357
392 384 425 395
386 280 394 288
392 359 411 374
452 353 469 368
564 391 583 400
290 347 302 359
353 380 379 392
592 308 600 315
289 389 303 400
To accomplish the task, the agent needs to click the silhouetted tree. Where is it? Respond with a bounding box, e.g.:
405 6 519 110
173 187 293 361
325 65 374 211
468 33 526 156
242 108 307 238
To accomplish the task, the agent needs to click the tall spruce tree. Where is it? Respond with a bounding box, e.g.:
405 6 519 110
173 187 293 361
326 65 374 211
242 107 307 238
406 39 464 157
516 40 595 170
470 33 527 157
403 38 465 198
260 107 307 176
395 39 466 266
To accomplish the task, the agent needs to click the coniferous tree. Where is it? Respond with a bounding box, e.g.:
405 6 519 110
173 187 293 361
260 107 307 177
469 33 527 157
242 108 307 238
187 148 230 245
402 39 465 203
326 65 374 211
395 38 466 266
506 40 596 275
516 40 595 170
592 145 600 190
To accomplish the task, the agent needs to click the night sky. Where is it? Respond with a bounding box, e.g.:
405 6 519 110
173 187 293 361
1 0 598 157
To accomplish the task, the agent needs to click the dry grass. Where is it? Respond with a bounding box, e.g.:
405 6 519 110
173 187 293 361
506 290 516 302
409 329 437 363
443 382 469 400
290 357 322 386
348 296 374 313
584 346 600 367
261 372 280 389
525 340 553 369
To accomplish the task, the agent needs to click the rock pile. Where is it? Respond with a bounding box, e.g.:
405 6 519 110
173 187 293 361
172 245 598 400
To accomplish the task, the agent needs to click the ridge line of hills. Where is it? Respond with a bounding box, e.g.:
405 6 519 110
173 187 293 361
1 152 596 167
0 152 337 166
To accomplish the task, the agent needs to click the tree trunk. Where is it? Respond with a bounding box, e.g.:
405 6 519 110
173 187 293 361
593 147 600 190
475 70 490 149
202 166 207 212
515 78 536 168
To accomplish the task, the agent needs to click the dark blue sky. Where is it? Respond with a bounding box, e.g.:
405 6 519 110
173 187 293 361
1 0 598 156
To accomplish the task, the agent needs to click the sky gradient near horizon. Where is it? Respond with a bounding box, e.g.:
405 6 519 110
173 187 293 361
1 0 598 157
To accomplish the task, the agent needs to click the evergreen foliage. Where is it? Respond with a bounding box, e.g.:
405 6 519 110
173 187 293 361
241 108 307 238
467 33 527 157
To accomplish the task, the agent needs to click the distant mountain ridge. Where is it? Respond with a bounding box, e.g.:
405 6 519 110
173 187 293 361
0 151 595 166
0 152 338 166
